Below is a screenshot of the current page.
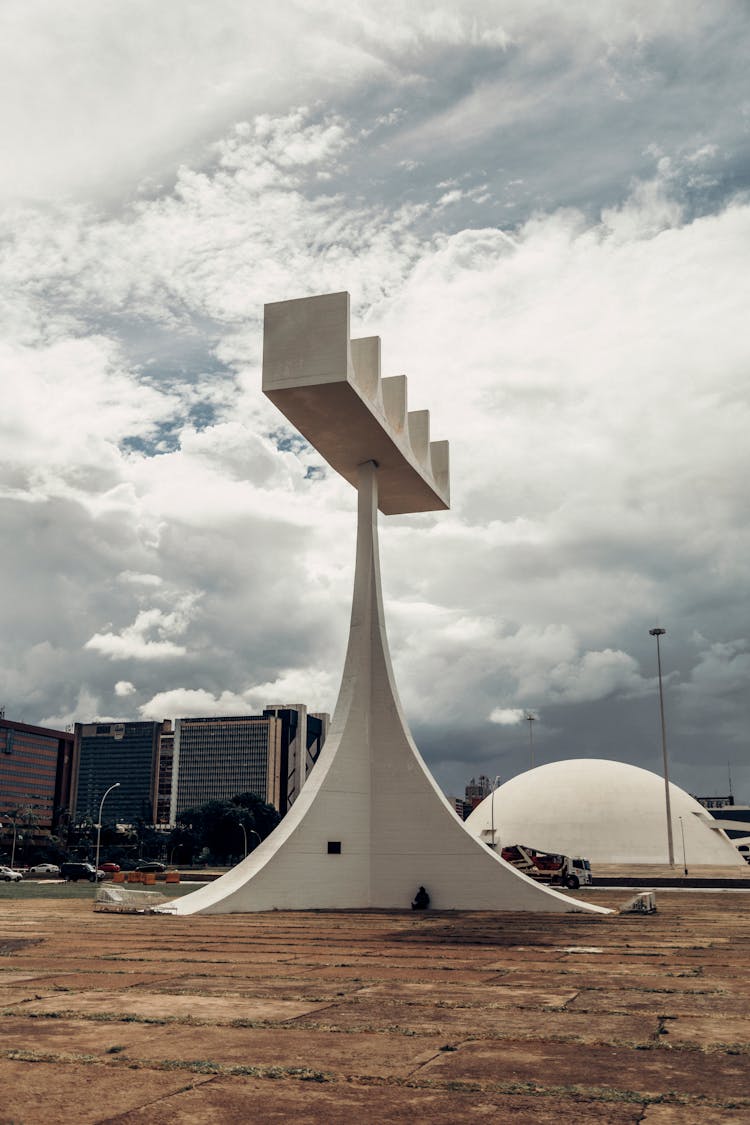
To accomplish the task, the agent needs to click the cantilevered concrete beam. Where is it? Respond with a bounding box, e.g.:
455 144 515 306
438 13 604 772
262 291 449 515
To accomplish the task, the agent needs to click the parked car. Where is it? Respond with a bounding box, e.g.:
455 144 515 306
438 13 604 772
0 865 24 882
135 861 166 873
60 862 104 883
100 862 121 873
28 863 61 877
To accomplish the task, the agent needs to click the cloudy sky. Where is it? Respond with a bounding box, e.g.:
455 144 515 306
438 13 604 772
2 1 749 803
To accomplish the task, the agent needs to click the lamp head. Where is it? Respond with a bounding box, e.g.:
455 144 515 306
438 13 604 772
649 627 666 636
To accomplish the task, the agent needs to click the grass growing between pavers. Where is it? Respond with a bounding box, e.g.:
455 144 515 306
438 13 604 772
1 891 749 1120
2 1047 749 1115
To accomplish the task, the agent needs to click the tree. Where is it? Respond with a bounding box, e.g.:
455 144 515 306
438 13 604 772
231 793 281 839
1 804 40 866
169 793 280 865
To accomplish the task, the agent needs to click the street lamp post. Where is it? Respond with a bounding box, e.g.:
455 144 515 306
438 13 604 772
525 713 536 769
238 825 262 859
649 627 675 866
678 816 688 877
489 774 501 850
94 783 120 875
1 815 19 869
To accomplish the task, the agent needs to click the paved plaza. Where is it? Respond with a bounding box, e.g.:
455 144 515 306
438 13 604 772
1 889 749 1122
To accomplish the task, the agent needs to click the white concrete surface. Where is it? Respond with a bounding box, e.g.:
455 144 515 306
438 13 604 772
262 291 449 515
161 293 611 916
465 759 745 866
165 464 609 915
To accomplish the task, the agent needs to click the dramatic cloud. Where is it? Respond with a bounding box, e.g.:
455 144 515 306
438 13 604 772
1 2 748 802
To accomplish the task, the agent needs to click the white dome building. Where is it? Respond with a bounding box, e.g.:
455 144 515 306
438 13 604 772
465 759 744 866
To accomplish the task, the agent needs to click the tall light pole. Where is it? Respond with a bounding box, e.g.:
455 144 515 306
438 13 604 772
489 774 501 850
678 816 688 877
1 815 18 869
649 627 674 866
94 782 120 874
239 822 248 858
525 713 536 769
248 828 262 850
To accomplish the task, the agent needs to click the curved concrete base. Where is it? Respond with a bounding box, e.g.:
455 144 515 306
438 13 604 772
163 465 609 916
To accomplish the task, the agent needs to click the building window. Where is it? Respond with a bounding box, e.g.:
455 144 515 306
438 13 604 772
327 841 342 854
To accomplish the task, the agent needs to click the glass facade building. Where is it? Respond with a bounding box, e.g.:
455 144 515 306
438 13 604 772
171 715 283 821
72 721 163 825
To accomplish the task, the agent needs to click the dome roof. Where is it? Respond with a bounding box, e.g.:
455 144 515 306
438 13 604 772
465 759 744 865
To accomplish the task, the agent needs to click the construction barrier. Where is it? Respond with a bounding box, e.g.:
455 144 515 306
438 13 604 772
127 871 143 884
165 871 180 884
143 872 157 885
113 872 125 884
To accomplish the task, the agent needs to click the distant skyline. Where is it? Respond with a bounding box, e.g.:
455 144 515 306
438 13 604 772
1 2 749 802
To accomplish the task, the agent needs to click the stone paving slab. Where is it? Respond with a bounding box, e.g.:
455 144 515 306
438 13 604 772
138 961 328 980
661 1012 750 1048
0 1016 444 1078
137 974 359 999
641 1107 749 1124
420 1037 750 1098
0 1015 171 1059
110 949 270 963
567 987 747 1016
0 970 54 984
104 1074 646 1124
528 969 738 993
0 1059 215 1125
287 997 610 1036
117 1023 447 1077
36 971 182 991
21 990 331 1024
305 1005 657 1046
0 986 54 1008
290 962 487 981
358 981 579 1007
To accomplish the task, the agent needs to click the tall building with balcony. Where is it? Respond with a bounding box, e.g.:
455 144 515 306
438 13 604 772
0 716 74 833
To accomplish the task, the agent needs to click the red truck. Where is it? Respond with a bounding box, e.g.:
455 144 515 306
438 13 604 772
500 844 592 890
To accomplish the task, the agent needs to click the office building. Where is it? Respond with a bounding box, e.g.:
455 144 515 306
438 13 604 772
156 726 174 825
262 705 329 814
464 775 492 806
0 716 74 833
450 796 469 820
171 715 283 822
71 720 166 825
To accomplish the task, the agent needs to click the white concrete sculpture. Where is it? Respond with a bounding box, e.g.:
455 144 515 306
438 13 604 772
163 292 609 915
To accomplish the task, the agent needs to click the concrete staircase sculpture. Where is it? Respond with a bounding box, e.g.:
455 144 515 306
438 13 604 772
162 293 610 915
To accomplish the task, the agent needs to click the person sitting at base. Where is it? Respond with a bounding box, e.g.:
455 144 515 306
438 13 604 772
412 885 430 910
